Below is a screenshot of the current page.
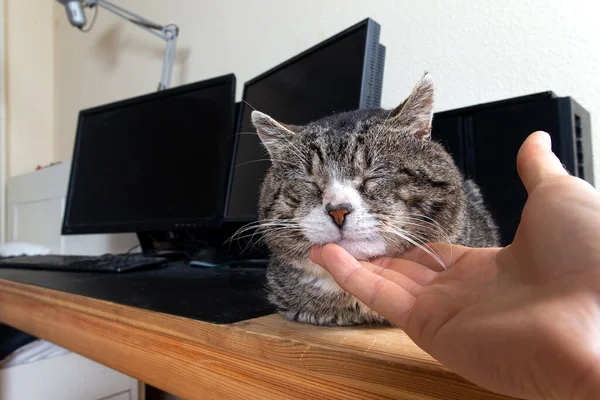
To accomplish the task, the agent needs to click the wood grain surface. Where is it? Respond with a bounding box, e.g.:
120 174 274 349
0 278 516 399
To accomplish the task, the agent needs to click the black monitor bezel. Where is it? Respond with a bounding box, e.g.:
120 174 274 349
61 74 236 235
224 18 380 223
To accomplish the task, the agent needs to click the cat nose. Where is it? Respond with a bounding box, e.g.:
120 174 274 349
326 203 353 228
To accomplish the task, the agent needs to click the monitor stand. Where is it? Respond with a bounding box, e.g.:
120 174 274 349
136 230 268 267
136 231 189 260
189 247 236 268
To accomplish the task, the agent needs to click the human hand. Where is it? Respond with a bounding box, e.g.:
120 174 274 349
309 131 600 400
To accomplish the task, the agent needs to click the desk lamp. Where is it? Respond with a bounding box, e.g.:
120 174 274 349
56 0 179 90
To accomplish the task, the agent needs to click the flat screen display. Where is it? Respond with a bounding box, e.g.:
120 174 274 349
226 22 376 220
62 75 236 234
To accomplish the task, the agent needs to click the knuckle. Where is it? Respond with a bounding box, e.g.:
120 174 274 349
341 266 361 285
367 277 386 306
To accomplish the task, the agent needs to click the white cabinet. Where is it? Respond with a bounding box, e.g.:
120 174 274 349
1 353 139 400
6 162 138 254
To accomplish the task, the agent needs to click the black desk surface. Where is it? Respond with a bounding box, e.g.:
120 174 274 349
0 263 275 324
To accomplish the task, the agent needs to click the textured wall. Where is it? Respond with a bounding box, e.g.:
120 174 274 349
54 0 600 177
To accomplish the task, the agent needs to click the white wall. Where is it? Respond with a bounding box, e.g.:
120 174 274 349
5 0 54 177
53 0 600 176
1 0 7 242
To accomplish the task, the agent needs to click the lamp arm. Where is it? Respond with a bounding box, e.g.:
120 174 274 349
86 0 179 90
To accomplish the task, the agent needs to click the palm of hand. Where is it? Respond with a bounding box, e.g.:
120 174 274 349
352 233 599 400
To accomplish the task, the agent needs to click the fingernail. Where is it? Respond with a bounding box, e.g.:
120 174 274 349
539 131 552 148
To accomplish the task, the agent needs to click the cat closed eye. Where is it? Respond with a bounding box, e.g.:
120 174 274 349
363 176 384 183
297 180 323 196
312 183 323 196
359 176 384 191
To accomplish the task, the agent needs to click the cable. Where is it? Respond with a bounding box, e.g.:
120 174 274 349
80 4 99 33
125 243 141 255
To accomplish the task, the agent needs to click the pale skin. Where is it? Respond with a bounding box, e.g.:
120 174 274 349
309 131 600 400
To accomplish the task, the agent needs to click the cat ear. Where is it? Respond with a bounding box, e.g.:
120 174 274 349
392 73 434 140
251 111 296 157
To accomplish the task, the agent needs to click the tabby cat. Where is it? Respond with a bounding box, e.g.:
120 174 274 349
252 74 499 326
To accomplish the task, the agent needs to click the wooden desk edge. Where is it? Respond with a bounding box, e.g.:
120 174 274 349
0 278 514 399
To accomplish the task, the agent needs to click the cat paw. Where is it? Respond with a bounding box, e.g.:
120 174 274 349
282 310 368 326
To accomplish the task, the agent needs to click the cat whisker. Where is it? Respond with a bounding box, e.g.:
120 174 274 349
230 223 293 235
232 220 301 231
403 214 447 229
235 159 273 168
380 225 447 270
234 226 303 240
377 214 454 266
231 225 299 241
242 100 258 112
387 214 451 245
384 224 441 253
227 131 259 139
228 219 302 243
398 215 452 264
397 220 448 240
402 215 450 238
373 213 450 242
232 225 304 254
235 217 302 227
235 228 304 252
234 131 261 135
399 214 444 225
400 230 448 265
398 227 451 261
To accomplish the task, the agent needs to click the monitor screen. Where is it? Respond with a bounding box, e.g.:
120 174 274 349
226 19 382 220
62 75 236 234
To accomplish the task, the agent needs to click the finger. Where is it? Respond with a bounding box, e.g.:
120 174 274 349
311 246 425 296
395 243 472 271
310 244 415 327
358 260 423 296
370 257 438 286
516 131 569 194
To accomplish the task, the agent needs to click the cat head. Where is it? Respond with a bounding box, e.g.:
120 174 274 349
253 74 466 262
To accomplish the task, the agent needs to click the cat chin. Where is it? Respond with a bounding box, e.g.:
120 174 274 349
336 237 387 261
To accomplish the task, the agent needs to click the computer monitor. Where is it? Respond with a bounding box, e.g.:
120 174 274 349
225 18 385 221
62 74 236 235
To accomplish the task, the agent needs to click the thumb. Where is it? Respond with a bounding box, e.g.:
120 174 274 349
516 131 569 194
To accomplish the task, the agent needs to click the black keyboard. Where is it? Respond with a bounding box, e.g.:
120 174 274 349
0 254 168 273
